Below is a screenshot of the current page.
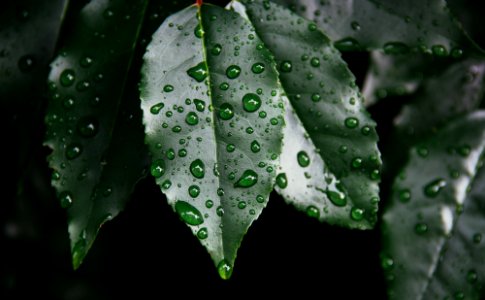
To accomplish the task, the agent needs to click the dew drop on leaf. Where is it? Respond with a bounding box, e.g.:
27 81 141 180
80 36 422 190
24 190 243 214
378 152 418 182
242 93 261 112
163 84 174 92
256 194 264 203
190 159 205 179
414 223 428 235
211 44 222 56
306 206 320 219
217 260 233 280
205 200 214 208
334 37 361 51
188 185 200 198
219 103 234 120
280 60 292 72
276 173 288 189
398 189 411 203
194 99 205 112
79 56 93 68
65 143 83 160
226 65 241 79
150 159 165 178
310 57 320 67
59 191 73 208
431 45 448 57
327 190 347 207
150 102 164 114
344 117 359 128
350 21 361 31
185 112 199 125
234 170 258 188
175 201 204 226
351 157 362 169
350 207 364 221
383 42 410 55
197 227 208 239
162 180 172 190
194 24 204 38
251 62 265 74
187 62 208 82
297 151 310 167
60 69 76 86
77 117 99 137
250 140 261 153
423 178 446 198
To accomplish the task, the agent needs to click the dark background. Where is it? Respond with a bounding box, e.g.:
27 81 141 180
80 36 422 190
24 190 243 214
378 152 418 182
2 0 482 299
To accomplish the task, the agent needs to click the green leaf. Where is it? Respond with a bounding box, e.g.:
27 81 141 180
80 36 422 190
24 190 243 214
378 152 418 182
382 111 485 299
45 0 149 269
140 4 284 277
272 0 473 55
233 0 381 228
395 58 485 145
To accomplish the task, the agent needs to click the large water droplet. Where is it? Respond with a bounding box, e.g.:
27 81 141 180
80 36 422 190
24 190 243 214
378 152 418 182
251 62 265 74
423 178 446 198
60 69 76 86
197 227 208 239
150 159 165 178
175 201 204 225
242 93 261 112
219 103 234 120
150 102 164 114
190 159 205 179
250 140 260 153
163 85 174 92
327 190 347 207
297 151 310 167
188 185 200 198
276 173 288 189
344 117 359 128
59 191 73 208
234 170 258 188
185 112 199 125
226 65 241 79
383 42 410 55
77 117 99 138
66 143 83 160
187 62 208 82
194 99 205 112
217 260 233 280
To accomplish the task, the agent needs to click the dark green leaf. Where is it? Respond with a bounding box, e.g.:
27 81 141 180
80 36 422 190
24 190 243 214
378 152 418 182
272 0 474 55
45 0 149 269
233 0 381 228
140 4 284 277
382 111 485 299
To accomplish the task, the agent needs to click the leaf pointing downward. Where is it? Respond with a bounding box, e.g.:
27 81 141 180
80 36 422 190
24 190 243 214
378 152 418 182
233 0 381 229
140 4 284 278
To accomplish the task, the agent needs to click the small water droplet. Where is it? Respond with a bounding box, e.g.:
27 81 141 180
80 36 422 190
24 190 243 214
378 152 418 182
451 47 464 59
345 117 359 128
172 125 182 133
163 85 174 92
216 206 224 216
188 185 200 198
219 103 234 120
194 24 204 38
250 140 261 153
226 144 235 152
297 151 310 167
234 170 258 188
334 37 361 51
457 145 471 157
276 173 287 189
306 206 320 219
256 195 264 203
187 62 208 82
310 57 320 67
60 69 76 86
327 190 347 207
197 227 208 239
226 65 241 79
242 93 261 112
150 159 165 178
18 55 36 72
162 180 172 190
398 189 411 203
432 45 448 57
414 223 428 235
205 200 213 208
351 157 363 169
350 207 364 221
150 102 164 114
185 112 199 125
383 42 410 55
211 44 222 55
351 21 361 31
238 201 247 209
308 23 317 31
280 61 292 72
77 117 99 137
79 56 94 68
381 255 394 270
361 126 371 136
66 143 83 160
194 99 205 112
311 93 321 102
217 260 233 280
175 201 204 225
423 178 446 198
251 62 265 74
59 191 73 208
190 159 205 179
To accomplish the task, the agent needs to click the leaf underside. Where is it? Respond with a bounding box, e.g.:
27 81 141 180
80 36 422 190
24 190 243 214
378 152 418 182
382 111 485 299
45 0 149 269
140 4 284 276
235 0 381 229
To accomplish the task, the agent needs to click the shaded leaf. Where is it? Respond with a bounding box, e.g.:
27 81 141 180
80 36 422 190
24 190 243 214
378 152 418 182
45 0 149 269
140 4 284 277
382 111 485 299
233 0 381 228
272 0 473 55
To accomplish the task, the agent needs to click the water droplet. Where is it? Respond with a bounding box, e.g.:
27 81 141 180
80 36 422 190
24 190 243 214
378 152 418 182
310 57 320 67
473 233 482 244
306 206 320 219
103 8 114 19
280 61 292 72
172 125 182 133
226 65 241 79
457 145 471 157
351 21 361 31
381 255 394 270
251 62 265 74
432 45 448 57
150 159 165 178
238 201 247 209
217 260 233 280
163 85 174 92
66 144 83 160
194 99 205 112
242 93 261 112
327 190 347 207
383 42 410 55
361 126 371 136
226 144 235 152
188 185 200 198
197 227 208 239
370 169 380 181
334 37 361 51
414 223 428 235
219 103 234 120
166 149 175 160
423 178 446 198
349 207 364 221
59 191 73 208
256 195 264 203
250 140 261 153
308 23 317 31
162 180 172 190
190 159 205 179
417 146 429 157
187 62 208 82
276 173 287 189
185 112 199 125
351 157 363 169
467 270 477 284
18 55 35 72
311 93 321 102
175 201 204 225
60 69 76 86
150 102 164 114
52 171 61 181
345 117 359 128
297 151 310 167
80 56 94 68
216 206 224 216
234 170 258 188
451 48 464 59
398 189 411 203
194 24 204 38
77 117 99 137
211 43 223 55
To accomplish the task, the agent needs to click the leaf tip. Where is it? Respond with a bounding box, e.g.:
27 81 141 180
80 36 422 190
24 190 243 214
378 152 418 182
71 239 87 270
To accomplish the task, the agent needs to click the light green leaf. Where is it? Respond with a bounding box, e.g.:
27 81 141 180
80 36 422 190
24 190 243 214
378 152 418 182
382 111 485 299
272 0 473 55
233 0 381 228
140 4 284 278
45 0 149 269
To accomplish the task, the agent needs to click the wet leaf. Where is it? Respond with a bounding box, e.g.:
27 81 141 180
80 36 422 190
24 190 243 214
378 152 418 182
140 4 284 277
382 111 485 299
